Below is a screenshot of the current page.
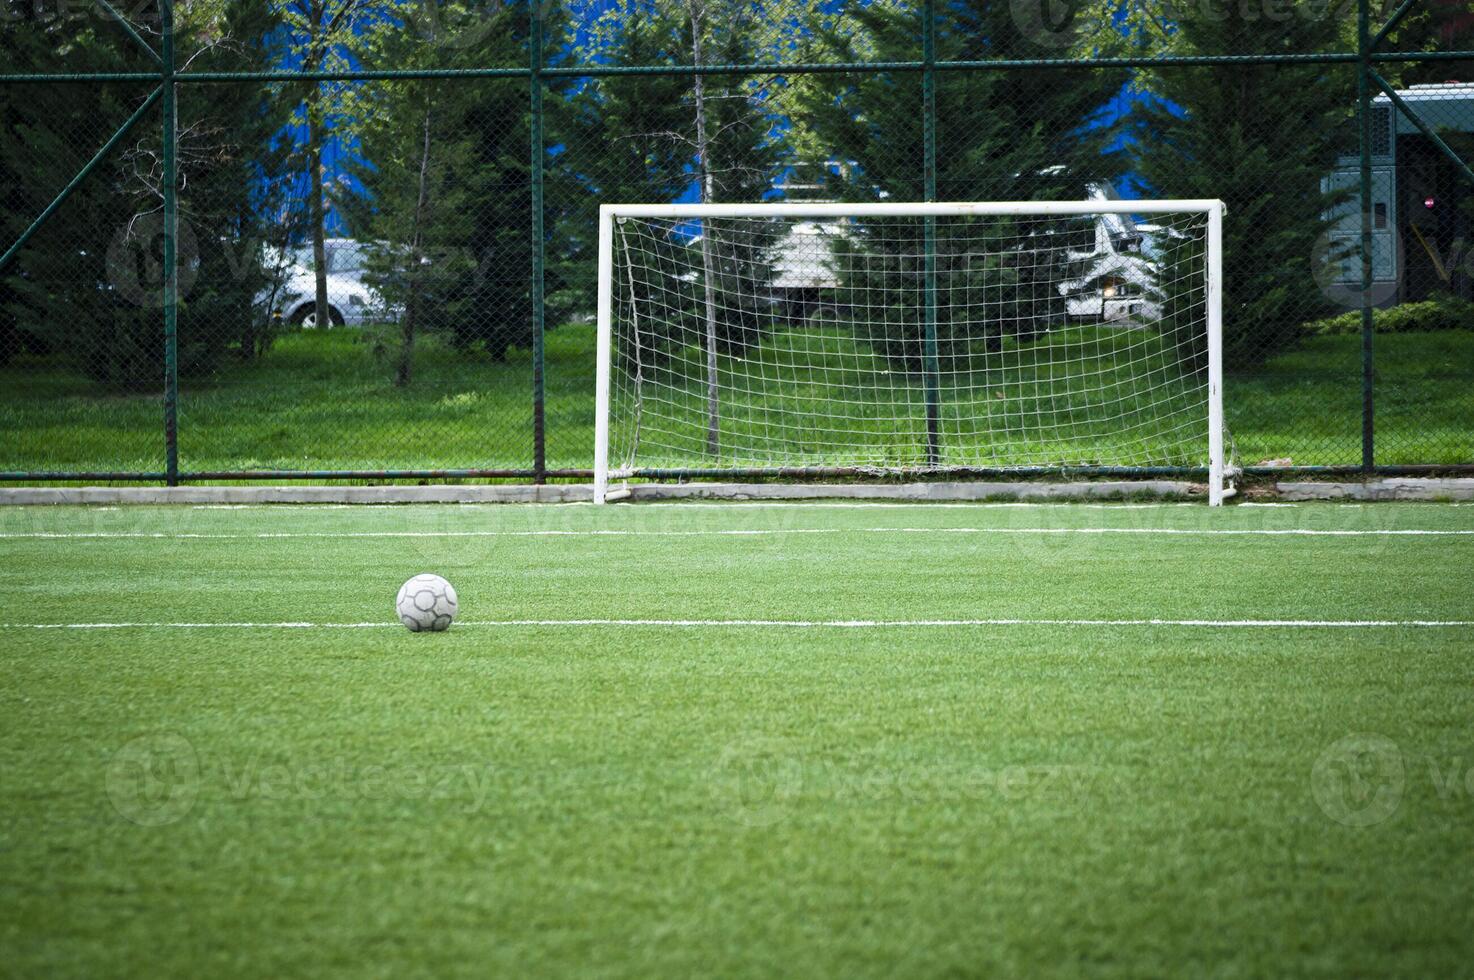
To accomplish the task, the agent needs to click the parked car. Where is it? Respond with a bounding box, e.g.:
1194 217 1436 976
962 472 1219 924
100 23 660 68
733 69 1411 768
257 238 400 328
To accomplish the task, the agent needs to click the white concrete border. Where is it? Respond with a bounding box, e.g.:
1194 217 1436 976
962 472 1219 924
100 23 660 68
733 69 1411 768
1277 479 1474 501
0 485 592 505
621 481 1194 501
0 481 1196 506
1 478 1469 506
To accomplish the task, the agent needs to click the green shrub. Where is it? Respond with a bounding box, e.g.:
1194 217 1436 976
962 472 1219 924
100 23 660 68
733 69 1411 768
1302 294 1474 337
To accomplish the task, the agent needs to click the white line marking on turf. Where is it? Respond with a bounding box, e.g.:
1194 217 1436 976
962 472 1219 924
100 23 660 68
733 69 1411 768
4 527 1472 540
6 618 1471 630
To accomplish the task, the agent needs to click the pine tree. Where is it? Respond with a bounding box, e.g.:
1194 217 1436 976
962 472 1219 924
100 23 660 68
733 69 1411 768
560 4 692 317
343 3 485 384
1 2 290 385
566 0 788 361
1131 4 1355 368
793 0 1127 370
178 2 296 364
1 6 161 384
344 1 575 362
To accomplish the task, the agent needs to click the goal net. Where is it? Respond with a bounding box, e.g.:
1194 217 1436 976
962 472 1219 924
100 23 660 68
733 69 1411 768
595 201 1226 503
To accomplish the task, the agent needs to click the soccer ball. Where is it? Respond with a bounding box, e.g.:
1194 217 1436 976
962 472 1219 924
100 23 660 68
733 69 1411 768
396 573 458 632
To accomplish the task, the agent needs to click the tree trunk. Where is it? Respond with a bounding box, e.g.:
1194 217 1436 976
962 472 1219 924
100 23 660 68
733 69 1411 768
397 109 434 388
688 1 720 456
307 0 331 329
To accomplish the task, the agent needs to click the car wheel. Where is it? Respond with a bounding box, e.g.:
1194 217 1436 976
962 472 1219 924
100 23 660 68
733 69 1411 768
291 304 345 329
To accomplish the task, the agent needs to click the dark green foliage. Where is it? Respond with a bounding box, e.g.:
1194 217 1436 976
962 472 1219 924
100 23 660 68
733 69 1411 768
0 2 25 367
1131 4 1354 368
566 2 787 362
285 3 575 368
1380 0 1474 87
613 215 786 378
342 14 484 383
561 5 690 292
177 3 295 367
1 5 161 386
410 1 576 361
830 215 1101 371
794 1 1126 372
1302 293 1474 335
0 2 288 388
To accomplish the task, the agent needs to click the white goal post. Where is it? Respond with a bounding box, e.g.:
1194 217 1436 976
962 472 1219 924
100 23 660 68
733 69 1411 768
595 200 1226 504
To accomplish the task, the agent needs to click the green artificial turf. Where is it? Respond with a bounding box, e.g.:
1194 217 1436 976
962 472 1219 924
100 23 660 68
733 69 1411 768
2 501 1473 976
1 326 1470 475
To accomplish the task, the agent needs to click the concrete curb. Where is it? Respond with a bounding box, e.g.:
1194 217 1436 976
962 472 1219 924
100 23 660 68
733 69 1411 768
1276 478 1474 501
0 481 1194 505
2 478 1468 505
0 485 593 505
622 481 1195 501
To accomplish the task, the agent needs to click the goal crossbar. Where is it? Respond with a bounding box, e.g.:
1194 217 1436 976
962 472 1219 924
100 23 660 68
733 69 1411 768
598 200 1228 219
595 200 1226 504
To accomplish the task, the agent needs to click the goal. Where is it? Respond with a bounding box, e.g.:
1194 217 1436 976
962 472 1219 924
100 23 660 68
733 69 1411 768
594 201 1226 504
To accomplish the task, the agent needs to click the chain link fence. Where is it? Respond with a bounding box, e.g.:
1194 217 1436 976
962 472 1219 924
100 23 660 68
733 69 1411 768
2 0 1471 484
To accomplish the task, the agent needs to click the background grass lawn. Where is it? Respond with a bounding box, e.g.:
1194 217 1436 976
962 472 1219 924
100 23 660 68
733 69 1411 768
1 501 1472 976
1 326 1470 474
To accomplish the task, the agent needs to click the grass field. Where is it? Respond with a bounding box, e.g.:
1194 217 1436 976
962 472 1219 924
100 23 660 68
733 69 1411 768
2 500 1473 976
2 326 1470 474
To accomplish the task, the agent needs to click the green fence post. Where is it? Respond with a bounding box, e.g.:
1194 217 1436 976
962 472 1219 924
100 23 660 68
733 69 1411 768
921 0 940 467
161 0 180 486
530 2 547 484
1357 0 1375 474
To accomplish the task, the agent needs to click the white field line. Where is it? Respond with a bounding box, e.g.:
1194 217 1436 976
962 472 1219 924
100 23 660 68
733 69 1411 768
5 618 1472 630
3 527 1473 540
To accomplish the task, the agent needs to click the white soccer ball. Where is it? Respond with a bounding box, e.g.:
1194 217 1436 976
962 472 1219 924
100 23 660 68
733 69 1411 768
395 573 458 632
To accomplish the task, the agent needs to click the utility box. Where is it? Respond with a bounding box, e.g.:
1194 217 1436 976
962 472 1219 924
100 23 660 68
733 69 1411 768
1324 83 1474 305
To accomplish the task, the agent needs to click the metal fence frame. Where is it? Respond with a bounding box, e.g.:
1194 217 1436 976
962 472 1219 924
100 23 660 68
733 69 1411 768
1 0 1471 485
